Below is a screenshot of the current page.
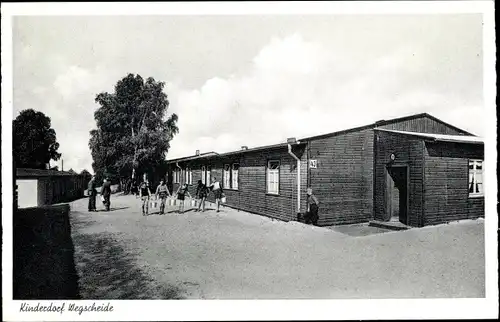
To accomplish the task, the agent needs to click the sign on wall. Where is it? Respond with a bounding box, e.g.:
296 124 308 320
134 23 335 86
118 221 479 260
309 159 317 169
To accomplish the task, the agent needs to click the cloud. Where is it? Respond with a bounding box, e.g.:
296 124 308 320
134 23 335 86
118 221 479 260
13 16 484 172
53 66 93 99
167 32 484 159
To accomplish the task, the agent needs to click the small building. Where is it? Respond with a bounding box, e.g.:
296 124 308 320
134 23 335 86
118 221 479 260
16 168 88 208
166 113 484 227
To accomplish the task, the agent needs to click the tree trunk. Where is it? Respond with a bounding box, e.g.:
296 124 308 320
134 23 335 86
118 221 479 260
131 112 148 182
131 122 136 180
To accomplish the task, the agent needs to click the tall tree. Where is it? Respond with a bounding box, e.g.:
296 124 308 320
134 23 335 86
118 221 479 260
89 74 178 184
13 109 62 169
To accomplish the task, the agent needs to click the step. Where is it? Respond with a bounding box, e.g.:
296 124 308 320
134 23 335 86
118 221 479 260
369 220 410 231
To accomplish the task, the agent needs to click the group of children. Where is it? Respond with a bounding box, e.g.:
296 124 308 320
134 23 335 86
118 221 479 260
132 174 320 226
136 175 225 216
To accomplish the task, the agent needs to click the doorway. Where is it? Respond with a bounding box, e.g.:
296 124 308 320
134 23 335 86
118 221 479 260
385 165 409 225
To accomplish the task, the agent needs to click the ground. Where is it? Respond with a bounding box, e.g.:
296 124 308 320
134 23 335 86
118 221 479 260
70 193 485 299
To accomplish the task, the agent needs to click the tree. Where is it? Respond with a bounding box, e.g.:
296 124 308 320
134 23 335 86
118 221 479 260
89 74 178 186
13 109 62 169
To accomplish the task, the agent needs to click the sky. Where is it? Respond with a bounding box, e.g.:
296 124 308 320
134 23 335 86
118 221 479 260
12 14 485 173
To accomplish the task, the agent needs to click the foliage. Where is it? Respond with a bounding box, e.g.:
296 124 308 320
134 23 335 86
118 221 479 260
89 74 178 184
13 109 62 169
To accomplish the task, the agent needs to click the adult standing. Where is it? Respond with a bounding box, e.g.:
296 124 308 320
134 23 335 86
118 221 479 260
208 177 223 213
101 177 112 211
304 187 320 226
87 175 97 212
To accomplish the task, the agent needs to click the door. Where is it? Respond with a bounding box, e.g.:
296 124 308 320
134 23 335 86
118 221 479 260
385 166 408 224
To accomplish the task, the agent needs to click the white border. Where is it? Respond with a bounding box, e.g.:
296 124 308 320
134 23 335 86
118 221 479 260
2 1 497 321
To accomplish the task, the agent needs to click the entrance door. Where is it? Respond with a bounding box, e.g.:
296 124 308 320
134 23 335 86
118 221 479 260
386 166 408 224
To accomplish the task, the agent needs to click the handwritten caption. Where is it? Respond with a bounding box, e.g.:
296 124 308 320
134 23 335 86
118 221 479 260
20 302 114 315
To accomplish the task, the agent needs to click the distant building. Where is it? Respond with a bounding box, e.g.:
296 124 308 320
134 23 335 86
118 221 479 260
16 168 88 208
166 113 484 227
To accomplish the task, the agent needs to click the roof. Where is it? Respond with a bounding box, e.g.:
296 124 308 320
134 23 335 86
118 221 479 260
16 168 80 178
80 169 92 176
300 112 473 141
166 113 475 162
218 142 294 157
374 128 484 144
166 143 303 163
166 152 219 164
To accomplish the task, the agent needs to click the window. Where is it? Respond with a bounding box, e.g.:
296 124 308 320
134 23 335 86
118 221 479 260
267 160 280 194
232 163 239 190
185 167 192 185
469 160 483 196
223 164 231 188
201 166 206 185
173 169 178 183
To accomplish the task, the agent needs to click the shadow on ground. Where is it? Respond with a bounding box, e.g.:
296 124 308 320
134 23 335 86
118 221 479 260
71 213 185 299
13 205 81 299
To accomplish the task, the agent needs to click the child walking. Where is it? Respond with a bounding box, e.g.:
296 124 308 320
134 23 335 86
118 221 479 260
175 183 192 213
208 177 223 212
195 180 208 212
155 178 171 215
139 177 152 216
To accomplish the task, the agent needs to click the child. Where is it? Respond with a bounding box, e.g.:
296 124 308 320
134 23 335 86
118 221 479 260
155 178 171 215
195 180 208 212
139 177 152 216
208 177 223 212
304 187 320 226
175 183 192 214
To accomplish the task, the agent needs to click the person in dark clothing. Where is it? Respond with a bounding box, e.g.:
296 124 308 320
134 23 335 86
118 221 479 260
195 180 208 212
175 183 191 214
87 176 97 212
304 187 319 226
130 180 139 197
101 178 112 211
139 178 152 216
208 177 223 212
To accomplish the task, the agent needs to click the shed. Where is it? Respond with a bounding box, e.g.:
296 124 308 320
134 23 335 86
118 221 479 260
16 168 88 208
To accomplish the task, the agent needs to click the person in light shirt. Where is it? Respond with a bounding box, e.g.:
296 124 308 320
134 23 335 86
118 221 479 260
208 177 223 213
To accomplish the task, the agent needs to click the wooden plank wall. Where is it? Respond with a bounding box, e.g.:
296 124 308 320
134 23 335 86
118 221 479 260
35 176 88 206
307 129 375 226
378 116 470 135
374 131 425 227
423 142 484 225
169 145 307 222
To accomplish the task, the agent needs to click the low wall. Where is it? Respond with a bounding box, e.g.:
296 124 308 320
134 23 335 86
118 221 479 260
13 204 80 299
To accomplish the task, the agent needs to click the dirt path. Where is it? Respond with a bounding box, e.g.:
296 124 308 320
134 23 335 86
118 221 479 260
70 194 485 299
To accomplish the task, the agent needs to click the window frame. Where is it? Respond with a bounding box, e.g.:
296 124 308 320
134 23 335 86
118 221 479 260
223 164 231 189
231 163 239 190
185 167 192 185
266 160 280 195
173 168 178 184
468 159 484 197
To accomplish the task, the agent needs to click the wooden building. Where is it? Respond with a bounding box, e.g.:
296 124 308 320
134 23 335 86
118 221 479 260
16 168 88 208
166 113 484 227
